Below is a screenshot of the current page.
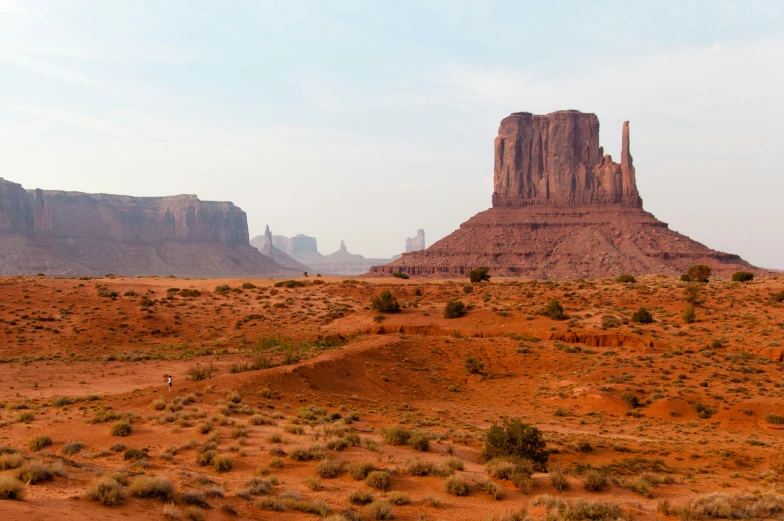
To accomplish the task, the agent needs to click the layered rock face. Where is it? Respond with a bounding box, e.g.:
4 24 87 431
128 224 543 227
371 110 762 279
0 178 292 277
405 229 426 252
492 111 641 208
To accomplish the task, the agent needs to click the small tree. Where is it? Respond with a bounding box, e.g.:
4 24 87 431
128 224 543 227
371 291 400 314
682 305 697 324
732 271 754 283
687 264 712 283
482 418 548 471
545 299 566 320
615 274 636 283
631 308 653 324
621 393 641 409
469 267 491 283
443 300 467 319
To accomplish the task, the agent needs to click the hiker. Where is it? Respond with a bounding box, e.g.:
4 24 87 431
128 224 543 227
168 375 172 392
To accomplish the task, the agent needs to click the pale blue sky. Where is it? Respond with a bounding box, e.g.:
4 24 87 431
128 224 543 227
1 1 782 267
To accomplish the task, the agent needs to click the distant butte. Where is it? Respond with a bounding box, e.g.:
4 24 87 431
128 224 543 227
371 110 763 279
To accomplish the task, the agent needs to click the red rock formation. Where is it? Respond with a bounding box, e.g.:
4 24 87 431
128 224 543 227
0 179 294 277
492 111 641 208
371 110 764 279
251 225 312 272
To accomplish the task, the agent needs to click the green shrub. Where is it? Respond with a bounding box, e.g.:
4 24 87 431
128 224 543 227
123 448 146 461
616 274 636 283
469 267 491 283
371 291 400 314
732 271 754 283
29 434 52 451
443 299 467 319
631 308 653 324
255 496 284 511
687 264 712 283
444 475 469 496
241 282 257 289
392 272 409 279
482 419 548 470
621 393 641 409
0 475 25 500
463 284 474 294
129 476 176 501
152 397 167 410
366 471 391 490
682 305 697 324
61 441 84 456
408 434 430 452
110 421 132 437
464 356 484 374
545 299 566 320
680 274 693 282
86 476 127 506
214 284 230 294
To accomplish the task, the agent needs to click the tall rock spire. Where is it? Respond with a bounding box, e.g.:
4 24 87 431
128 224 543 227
620 121 640 202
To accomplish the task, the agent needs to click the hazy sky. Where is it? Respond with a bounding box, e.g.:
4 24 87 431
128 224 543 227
1 1 782 267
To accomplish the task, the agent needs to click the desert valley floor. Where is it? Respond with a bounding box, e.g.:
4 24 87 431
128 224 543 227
0 274 783 520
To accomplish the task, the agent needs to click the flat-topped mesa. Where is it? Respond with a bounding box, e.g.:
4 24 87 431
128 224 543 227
491 110 642 208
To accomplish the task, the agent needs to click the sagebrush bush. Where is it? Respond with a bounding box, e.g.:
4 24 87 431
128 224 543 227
388 491 410 505
582 470 608 491
29 434 52 451
732 271 754 283
464 356 484 374
381 426 411 445
86 476 127 506
349 461 375 480
348 489 373 505
366 471 391 490
316 459 343 478
765 412 784 425
550 469 569 492
181 491 210 508
682 305 697 324
616 274 636 283
19 461 67 484
445 475 469 496
533 495 629 521
213 455 233 472
367 501 395 520
0 475 25 500
482 419 548 470
110 421 132 437
130 476 177 501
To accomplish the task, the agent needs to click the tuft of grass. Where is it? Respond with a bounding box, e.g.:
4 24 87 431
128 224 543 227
181 491 210 508
582 470 608 492
765 412 784 425
550 469 569 492
28 434 52 451
349 461 375 480
61 441 84 456
0 453 23 470
255 497 284 511
388 491 410 505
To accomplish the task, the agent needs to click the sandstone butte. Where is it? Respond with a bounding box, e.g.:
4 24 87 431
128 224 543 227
0 179 295 277
371 110 764 279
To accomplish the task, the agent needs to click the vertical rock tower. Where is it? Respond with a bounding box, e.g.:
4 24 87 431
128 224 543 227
371 110 761 279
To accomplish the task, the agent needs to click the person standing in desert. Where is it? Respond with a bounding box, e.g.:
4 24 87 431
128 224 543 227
168 375 172 392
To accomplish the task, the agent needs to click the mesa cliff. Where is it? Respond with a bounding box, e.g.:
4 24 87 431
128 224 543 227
0 178 293 277
371 110 763 279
